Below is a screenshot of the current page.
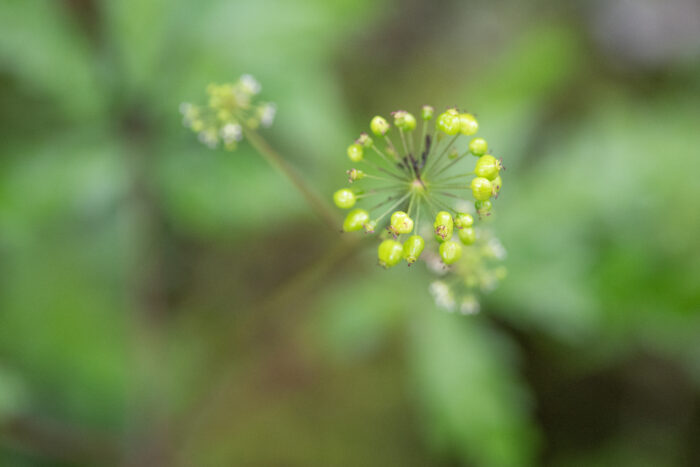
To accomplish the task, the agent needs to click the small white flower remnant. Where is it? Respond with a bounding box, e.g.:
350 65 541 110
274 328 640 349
220 123 243 144
259 103 277 128
198 129 219 149
485 237 507 260
459 294 480 315
182 76 276 152
424 251 449 275
239 74 261 95
429 280 456 312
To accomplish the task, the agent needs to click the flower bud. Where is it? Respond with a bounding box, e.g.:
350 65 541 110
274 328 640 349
458 227 476 245
474 155 501 181
390 211 414 235
333 188 356 209
439 240 462 265
421 105 435 121
342 209 369 232
469 137 488 156
346 168 366 183
378 239 403 268
470 177 493 201
363 220 377 233
433 211 454 242
403 235 425 264
347 143 364 162
459 113 478 135
356 132 373 148
370 116 390 136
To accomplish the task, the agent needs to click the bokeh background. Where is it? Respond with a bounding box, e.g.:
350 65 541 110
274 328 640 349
2 0 700 465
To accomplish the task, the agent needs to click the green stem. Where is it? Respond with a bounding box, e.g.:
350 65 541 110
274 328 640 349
424 134 459 176
431 154 471 179
375 191 411 223
244 129 339 229
433 171 474 184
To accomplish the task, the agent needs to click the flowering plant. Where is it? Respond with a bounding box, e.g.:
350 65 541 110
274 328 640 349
333 106 504 269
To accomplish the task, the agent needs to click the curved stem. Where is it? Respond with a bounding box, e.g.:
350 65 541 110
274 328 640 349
244 129 339 229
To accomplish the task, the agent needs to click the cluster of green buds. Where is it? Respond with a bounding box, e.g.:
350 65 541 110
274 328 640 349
180 75 276 151
427 228 507 314
333 106 505 268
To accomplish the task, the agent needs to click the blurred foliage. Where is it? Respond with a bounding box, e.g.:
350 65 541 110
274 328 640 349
1 0 700 466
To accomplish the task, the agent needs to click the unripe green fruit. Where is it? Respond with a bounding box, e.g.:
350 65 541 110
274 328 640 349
439 240 462 265
394 111 417 131
436 112 460 135
433 211 454 242
471 177 493 201
378 239 403 268
421 105 435 120
454 212 474 229
469 137 488 156
459 113 479 135
390 211 414 235
458 227 476 245
347 143 364 162
370 116 390 136
333 188 356 209
403 235 425 264
343 209 369 232
492 175 502 194
474 155 500 180
475 200 493 216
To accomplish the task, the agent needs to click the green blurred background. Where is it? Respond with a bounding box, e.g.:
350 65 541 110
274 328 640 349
1 0 700 465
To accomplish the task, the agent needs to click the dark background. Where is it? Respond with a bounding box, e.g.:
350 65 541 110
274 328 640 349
1 0 700 465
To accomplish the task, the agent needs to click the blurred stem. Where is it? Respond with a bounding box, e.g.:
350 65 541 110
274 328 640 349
0 415 118 464
244 129 339 229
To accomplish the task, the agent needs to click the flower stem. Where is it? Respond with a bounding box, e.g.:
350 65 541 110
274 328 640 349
244 129 339 229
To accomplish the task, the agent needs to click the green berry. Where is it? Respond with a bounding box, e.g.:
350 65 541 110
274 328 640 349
378 239 403 268
436 112 460 135
403 235 425 264
433 211 454 242
342 209 369 232
439 240 462 265
370 116 390 136
333 188 356 209
393 111 417 131
347 143 364 162
469 137 488 156
492 175 502 194
356 132 373 148
470 177 493 201
458 227 476 245
475 200 493 217
474 155 500 180
421 105 435 120
459 113 479 135
454 212 474 229
390 211 414 235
